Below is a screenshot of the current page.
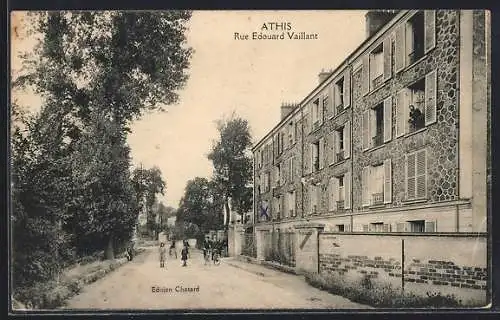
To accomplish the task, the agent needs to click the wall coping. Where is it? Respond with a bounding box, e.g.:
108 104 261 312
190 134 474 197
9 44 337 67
319 231 488 238
294 223 325 230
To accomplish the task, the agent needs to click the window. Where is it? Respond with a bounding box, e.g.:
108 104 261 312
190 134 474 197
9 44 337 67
288 121 295 145
336 224 345 232
362 159 392 206
265 171 271 192
322 95 329 118
395 11 435 72
406 11 425 65
273 196 281 220
396 220 436 232
363 97 392 150
329 172 351 211
311 138 324 172
408 78 425 132
275 163 281 186
311 98 323 129
406 149 427 200
370 44 384 89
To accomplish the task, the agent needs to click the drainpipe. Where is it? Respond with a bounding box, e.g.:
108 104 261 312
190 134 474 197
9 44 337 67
350 65 355 232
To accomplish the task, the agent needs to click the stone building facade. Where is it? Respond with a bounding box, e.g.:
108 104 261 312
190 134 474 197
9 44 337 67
252 10 489 234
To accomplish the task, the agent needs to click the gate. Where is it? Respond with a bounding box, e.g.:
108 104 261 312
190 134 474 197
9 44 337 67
264 229 296 267
241 230 257 258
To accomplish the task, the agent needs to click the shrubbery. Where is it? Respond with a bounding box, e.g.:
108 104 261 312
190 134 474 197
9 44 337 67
305 272 482 308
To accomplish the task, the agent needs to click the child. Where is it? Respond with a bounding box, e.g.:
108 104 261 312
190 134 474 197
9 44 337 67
159 242 166 268
181 245 189 267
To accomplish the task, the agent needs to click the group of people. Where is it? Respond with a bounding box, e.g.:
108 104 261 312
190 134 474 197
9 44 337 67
159 240 190 268
202 238 223 265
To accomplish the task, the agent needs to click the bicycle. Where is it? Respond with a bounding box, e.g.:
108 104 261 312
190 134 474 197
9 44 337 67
212 250 221 265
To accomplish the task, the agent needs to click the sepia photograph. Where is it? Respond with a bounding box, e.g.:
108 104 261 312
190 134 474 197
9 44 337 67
9 9 491 312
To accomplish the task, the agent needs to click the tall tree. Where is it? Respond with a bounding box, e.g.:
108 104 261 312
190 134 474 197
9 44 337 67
207 114 253 228
12 11 192 268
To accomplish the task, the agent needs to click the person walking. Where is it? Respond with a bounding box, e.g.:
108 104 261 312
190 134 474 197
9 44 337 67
159 242 166 268
169 240 177 259
181 244 189 267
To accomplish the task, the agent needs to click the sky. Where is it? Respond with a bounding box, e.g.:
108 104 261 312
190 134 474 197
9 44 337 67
11 10 368 208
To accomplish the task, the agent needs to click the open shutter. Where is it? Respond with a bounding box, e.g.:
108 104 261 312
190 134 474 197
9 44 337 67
424 10 436 54
344 171 352 209
383 158 392 204
344 68 351 108
319 99 324 125
362 110 370 150
416 149 427 199
330 177 338 211
370 109 377 142
383 96 393 142
331 131 337 164
304 143 310 174
383 36 392 81
396 88 410 137
362 54 370 95
425 69 437 125
425 220 437 232
362 166 370 206
394 26 405 73
406 153 416 200
344 121 351 159
319 137 325 169
325 131 332 165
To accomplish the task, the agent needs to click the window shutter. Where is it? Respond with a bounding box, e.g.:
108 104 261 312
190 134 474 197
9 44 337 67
370 109 377 141
406 153 416 200
362 54 370 95
424 10 436 54
345 170 352 209
331 131 336 164
319 99 324 125
383 36 392 81
330 177 338 211
425 220 436 232
425 70 437 125
416 149 427 199
396 89 410 137
319 137 325 169
326 131 332 165
344 121 351 159
304 143 310 174
362 225 369 232
362 166 370 206
344 69 351 108
394 27 405 73
362 110 370 150
383 96 393 142
383 158 392 204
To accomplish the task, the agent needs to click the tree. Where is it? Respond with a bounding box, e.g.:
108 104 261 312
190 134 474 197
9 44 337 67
207 113 253 228
12 10 192 271
131 166 166 239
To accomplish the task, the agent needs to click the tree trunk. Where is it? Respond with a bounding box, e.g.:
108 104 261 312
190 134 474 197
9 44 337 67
224 196 231 230
105 235 115 260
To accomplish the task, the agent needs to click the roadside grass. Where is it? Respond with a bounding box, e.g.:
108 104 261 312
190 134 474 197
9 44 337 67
12 248 146 310
304 272 485 308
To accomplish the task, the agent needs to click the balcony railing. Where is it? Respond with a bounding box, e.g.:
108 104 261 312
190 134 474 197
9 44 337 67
336 150 345 162
372 134 383 147
336 200 345 211
372 192 384 205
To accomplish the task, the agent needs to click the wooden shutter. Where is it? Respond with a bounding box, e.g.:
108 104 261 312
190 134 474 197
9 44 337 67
425 220 436 232
344 68 351 108
394 26 405 73
331 131 337 164
383 158 392 204
424 10 436 54
395 89 408 137
383 36 392 81
319 98 324 125
425 70 437 125
383 96 393 142
406 153 416 200
326 131 332 165
344 171 352 209
344 121 351 159
362 54 370 95
416 149 427 199
332 84 338 116
319 137 325 169
370 109 377 141
362 110 370 150
362 166 370 206
305 143 311 174
329 177 338 211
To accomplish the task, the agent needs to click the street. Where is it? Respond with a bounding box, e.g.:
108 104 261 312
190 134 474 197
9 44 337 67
62 246 369 309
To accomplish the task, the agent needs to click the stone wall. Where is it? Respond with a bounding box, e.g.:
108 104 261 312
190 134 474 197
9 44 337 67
318 232 487 303
352 10 461 211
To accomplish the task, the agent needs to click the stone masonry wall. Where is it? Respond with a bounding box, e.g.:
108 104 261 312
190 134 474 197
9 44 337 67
352 10 461 211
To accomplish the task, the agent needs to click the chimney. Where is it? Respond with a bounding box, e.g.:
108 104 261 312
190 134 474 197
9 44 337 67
318 68 332 84
280 102 298 120
365 10 399 39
